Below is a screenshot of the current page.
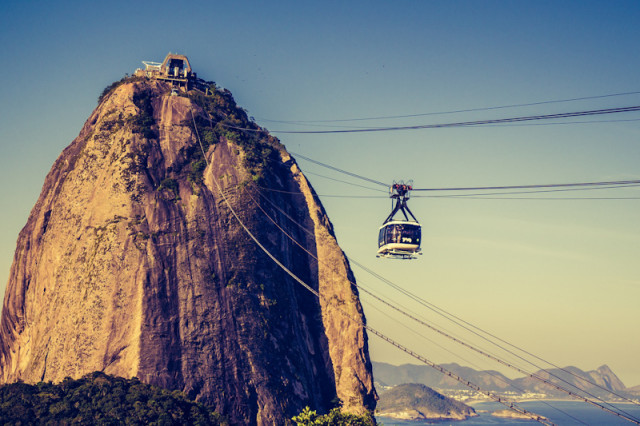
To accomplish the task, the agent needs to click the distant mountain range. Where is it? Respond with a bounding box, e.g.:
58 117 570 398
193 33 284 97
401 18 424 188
373 362 638 400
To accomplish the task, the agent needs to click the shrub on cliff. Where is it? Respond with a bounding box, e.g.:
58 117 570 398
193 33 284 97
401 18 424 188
128 89 158 140
292 406 375 426
186 87 280 183
0 372 227 425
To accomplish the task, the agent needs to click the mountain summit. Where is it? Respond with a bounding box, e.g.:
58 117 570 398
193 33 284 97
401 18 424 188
0 69 376 424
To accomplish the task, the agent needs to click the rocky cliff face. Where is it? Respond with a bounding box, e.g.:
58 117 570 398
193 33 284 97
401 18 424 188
0 78 376 424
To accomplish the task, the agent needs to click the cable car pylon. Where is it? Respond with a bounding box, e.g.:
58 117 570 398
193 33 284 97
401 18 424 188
377 181 423 259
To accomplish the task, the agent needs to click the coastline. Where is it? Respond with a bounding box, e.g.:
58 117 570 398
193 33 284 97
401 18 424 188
468 398 638 406
378 400 640 425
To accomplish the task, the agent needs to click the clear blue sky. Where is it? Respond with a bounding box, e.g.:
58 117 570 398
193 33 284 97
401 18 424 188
1 0 639 388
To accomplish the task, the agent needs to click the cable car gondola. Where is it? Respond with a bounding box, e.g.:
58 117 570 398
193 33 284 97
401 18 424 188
377 181 422 259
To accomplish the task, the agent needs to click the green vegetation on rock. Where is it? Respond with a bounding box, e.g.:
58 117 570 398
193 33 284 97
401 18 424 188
292 406 375 426
158 177 179 195
128 89 157 140
188 159 207 186
186 84 281 183
0 372 227 425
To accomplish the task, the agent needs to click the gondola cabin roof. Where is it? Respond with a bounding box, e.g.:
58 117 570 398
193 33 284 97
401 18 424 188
378 220 421 230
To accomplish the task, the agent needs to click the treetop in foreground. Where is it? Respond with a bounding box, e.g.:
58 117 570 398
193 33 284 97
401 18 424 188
0 371 227 425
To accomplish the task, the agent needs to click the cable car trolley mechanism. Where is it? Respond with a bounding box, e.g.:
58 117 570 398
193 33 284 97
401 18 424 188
377 181 422 259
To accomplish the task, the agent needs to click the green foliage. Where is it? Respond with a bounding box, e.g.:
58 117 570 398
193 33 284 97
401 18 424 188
292 407 375 426
98 78 157 139
188 159 208 185
202 128 217 145
100 114 125 133
158 178 180 200
0 372 227 425
186 87 281 182
128 89 158 140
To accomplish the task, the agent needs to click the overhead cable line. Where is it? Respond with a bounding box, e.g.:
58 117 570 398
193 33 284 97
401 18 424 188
252 184 584 424
257 90 640 123
249 179 640 416
248 189 509 373
303 170 388 193
412 180 640 192
228 105 640 134
250 185 640 423
427 195 640 200
250 177 640 412
240 187 555 425
292 150 640 193
190 104 554 425
346 257 640 411
288 148 640 407
256 117 640 132
356 294 589 426
414 184 640 198
290 152 389 187
254 185 385 198
460 117 640 128
255 184 640 200
192 97 638 422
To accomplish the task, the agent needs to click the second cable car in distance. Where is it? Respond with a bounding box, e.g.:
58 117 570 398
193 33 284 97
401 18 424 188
377 181 422 259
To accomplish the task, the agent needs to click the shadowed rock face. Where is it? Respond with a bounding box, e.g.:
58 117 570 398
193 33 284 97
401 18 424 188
0 79 376 424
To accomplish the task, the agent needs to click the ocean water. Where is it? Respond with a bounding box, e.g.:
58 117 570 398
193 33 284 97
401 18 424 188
377 400 640 425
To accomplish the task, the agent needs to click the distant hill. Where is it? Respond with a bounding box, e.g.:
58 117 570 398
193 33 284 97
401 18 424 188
0 372 227 425
373 362 634 400
513 364 628 396
373 362 513 391
376 383 476 421
628 385 640 397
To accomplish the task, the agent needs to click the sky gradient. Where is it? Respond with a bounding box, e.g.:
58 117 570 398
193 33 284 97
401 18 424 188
1 1 639 388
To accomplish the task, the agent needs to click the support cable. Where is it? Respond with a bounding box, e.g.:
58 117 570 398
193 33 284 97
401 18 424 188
291 150 640 193
304 170 389 193
413 183 640 198
188 105 555 426
247 188 589 424
190 96 638 423
257 90 640 124
250 179 640 414
250 187 614 407
347 258 640 411
249 161 639 413
254 183 640 200
248 185 640 424
225 105 640 134
412 180 640 192
356 294 589 425
290 152 389 187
